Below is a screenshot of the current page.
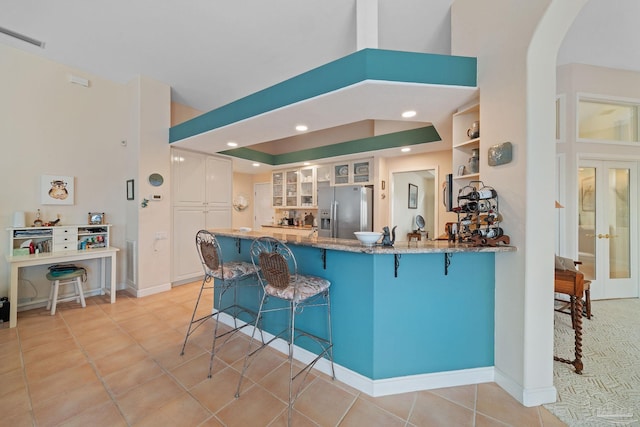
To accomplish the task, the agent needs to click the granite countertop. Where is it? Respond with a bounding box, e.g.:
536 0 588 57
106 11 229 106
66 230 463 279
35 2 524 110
210 228 516 254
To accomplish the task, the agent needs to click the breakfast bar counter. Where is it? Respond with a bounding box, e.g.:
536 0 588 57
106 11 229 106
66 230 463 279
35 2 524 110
209 228 515 396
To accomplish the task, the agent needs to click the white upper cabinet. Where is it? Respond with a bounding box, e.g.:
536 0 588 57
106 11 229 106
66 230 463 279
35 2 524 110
172 148 231 207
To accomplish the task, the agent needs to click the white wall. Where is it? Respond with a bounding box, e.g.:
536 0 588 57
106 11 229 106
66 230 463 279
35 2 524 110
0 44 130 300
452 0 588 406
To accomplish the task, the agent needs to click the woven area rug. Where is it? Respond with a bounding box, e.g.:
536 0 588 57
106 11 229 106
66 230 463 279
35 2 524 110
545 299 640 426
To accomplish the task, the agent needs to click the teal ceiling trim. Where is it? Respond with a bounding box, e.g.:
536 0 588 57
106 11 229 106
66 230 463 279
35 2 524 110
169 49 476 143
220 126 441 165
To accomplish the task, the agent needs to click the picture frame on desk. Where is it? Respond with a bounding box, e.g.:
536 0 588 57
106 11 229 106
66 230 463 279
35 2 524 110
88 212 105 225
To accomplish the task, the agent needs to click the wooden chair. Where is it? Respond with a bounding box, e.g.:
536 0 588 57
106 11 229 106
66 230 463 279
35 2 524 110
554 256 589 374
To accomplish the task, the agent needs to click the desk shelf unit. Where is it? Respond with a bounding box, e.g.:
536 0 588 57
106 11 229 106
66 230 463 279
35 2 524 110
8 225 111 255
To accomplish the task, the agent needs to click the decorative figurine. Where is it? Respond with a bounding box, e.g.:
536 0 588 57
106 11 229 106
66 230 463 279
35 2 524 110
381 226 397 247
33 209 43 227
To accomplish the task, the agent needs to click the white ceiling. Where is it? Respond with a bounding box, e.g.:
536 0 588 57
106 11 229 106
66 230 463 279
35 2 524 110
2 0 638 171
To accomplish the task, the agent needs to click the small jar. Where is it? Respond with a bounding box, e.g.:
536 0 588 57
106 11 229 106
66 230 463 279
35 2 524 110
468 148 480 174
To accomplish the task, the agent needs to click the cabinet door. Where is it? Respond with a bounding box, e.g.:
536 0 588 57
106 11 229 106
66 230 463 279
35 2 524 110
172 149 206 205
352 160 371 184
272 171 284 207
299 167 315 207
206 156 232 205
285 170 298 207
205 207 231 229
172 207 206 281
333 163 350 185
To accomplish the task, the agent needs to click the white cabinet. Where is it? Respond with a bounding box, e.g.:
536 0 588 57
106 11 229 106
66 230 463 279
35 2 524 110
8 225 111 255
272 167 316 208
172 148 232 282
452 103 480 196
172 149 231 206
332 158 372 186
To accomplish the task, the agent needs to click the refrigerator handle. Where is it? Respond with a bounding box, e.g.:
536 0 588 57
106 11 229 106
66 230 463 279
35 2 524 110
332 201 338 237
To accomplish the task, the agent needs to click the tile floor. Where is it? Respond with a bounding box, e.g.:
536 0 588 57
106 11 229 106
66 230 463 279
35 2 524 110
0 281 566 426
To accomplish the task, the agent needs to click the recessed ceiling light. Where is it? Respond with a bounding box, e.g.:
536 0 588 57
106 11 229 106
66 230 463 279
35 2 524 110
252 163 260 167
303 162 311 166
402 110 417 118
296 124 308 132
227 141 238 147
401 147 411 152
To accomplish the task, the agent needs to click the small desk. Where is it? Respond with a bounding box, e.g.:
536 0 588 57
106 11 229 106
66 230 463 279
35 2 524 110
5 247 119 328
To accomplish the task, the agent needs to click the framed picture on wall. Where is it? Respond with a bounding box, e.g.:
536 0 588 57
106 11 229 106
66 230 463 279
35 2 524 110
41 175 75 205
408 183 418 209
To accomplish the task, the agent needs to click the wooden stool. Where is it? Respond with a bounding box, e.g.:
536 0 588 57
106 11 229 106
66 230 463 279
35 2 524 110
46 269 86 315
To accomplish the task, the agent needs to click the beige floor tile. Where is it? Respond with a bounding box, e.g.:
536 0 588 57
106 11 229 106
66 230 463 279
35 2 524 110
32 381 112 427
58 401 127 427
133 393 212 427
170 352 223 389
190 367 249 413
269 408 318 427
22 336 78 365
0 378 31 418
115 373 187 425
255 360 317 404
475 412 512 426
19 326 73 352
149 339 209 371
294 376 357 426
196 415 225 426
28 363 101 404
92 343 149 377
358 390 416 420
340 397 406 427
0 368 28 399
136 327 185 353
410 390 475 427
103 356 163 396
215 383 286 427
476 382 542 426
0 351 23 376
3 410 34 427
24 348 88 383
539 406 567 426
429 383 477 410
229 343 286 384
80 329 137 359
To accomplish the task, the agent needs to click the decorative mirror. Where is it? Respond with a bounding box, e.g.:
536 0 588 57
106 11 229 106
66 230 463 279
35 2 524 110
148 173 164 187
232 194 249 211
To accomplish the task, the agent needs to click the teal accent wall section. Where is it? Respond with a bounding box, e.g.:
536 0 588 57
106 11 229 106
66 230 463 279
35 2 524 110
169 49 477 143
219 125 441 165
216 236 495 380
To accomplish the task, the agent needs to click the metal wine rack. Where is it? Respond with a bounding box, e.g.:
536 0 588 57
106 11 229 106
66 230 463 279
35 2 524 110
452 181 509 246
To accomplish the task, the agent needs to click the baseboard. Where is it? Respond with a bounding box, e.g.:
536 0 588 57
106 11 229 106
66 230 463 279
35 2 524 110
494 367 558 407
129 282 172 298
217 312 496 397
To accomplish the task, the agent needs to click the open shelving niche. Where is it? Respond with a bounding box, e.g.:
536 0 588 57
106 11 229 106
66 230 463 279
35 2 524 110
452 102 480 197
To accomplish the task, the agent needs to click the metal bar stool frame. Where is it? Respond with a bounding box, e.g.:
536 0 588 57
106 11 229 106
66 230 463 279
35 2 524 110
235 236 335 425
180 230 261 378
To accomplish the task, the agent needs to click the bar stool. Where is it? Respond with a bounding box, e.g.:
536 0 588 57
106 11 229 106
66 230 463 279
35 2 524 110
180 230 260 378
46 269 86 315
236 236 335 425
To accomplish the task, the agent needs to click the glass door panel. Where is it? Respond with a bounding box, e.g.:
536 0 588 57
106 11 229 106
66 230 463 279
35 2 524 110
578 160 637 299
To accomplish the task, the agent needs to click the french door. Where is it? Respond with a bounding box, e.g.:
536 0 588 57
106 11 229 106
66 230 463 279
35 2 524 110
577 159 638 299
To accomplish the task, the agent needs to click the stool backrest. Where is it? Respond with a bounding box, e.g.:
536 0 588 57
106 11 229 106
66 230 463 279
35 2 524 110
250 237 297 289
196 230 225 277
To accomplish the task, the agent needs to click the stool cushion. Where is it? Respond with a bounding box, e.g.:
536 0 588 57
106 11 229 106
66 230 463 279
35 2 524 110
46 269 85 281
265 275 330 302
210 261 257 280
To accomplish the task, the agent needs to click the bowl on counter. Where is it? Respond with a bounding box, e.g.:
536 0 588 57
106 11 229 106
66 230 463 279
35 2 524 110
354 231 383 246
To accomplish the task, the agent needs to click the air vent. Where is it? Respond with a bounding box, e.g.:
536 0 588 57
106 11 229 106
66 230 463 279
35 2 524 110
0 26 45 48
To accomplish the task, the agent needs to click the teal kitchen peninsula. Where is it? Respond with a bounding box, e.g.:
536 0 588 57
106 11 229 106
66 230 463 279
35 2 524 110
210 229 514 396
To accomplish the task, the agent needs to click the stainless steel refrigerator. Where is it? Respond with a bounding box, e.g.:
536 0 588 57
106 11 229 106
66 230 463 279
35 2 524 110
317 182 373 239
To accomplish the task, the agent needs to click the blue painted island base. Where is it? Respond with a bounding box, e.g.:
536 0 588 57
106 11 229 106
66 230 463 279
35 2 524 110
214 233 500 397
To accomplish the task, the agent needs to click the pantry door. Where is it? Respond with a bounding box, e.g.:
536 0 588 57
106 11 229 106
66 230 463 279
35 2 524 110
578 160 638 299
